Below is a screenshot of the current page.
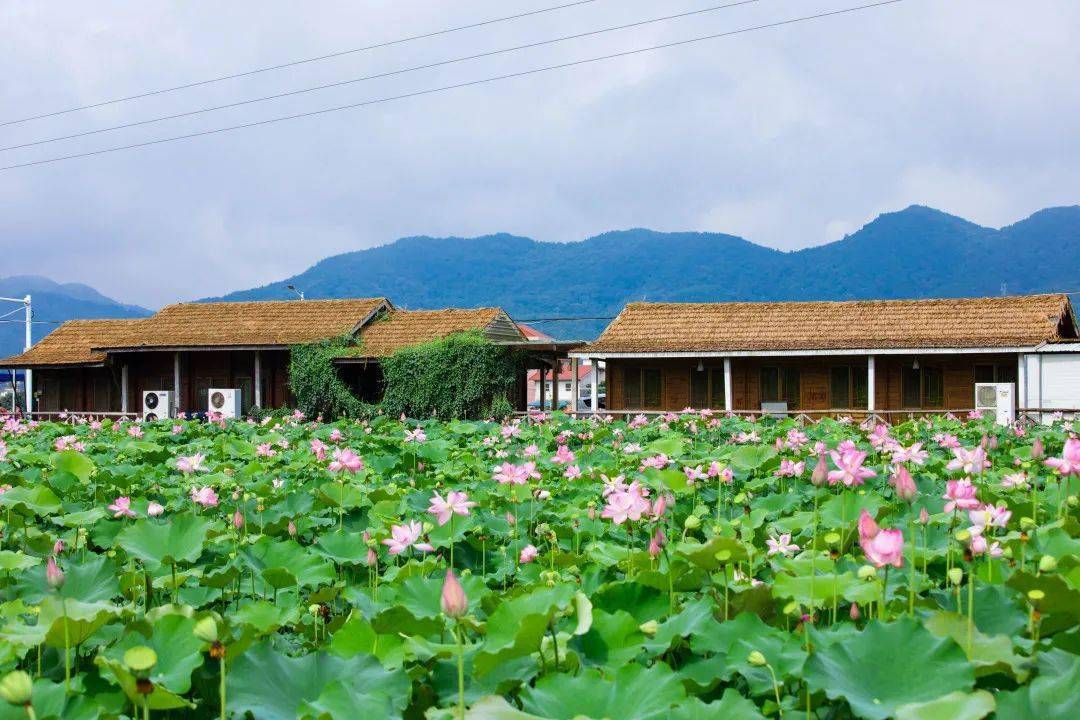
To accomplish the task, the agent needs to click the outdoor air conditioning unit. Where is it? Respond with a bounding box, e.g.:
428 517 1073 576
761 401 789 418
975 382 1015 426
208 388 241 419
142 390 173 422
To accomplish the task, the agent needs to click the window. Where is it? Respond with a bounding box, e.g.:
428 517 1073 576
564 382 571 392
689 367 726 409
624 367 662 409
761 366 800 408
901 366 921 408
974 365 995 384
853 368 869 408
830 366 850 408
976 363 1017 384
924 367 944 407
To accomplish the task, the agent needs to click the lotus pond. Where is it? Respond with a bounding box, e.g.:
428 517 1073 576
0 410 1077 719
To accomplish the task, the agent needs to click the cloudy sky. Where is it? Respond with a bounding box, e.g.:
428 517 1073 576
1 0 1076 308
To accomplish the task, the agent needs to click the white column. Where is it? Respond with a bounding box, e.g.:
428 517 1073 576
23 294 32 414
538 365 546 410
173 352 181 417
254 351 263 408
570 357 579 415
1016 354 1027 410
723 357 733 412
551 356 560 411
121 364 129 414
867 355 876 412
590 359 599 413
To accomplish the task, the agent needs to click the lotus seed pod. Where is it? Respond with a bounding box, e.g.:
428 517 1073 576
857 565 877 580
1020 516 1036 531
747 650 767 666
0 670 32 706
193 616 218 643
683 515 701 530
639 620 659 635
1039 555 1057 572
1027 589 1045 602
123 646 158 673
948 568 964 585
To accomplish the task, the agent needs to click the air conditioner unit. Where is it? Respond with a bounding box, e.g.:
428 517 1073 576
208 388 241 419
761 401 789 418
975 382 1015 426
142 390 173 422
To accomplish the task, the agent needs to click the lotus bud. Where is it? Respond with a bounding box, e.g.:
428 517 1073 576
683 515 701 530
988 435 998 450
1039 555 1057 573
849 603 861 620
747 650 767 667
45 556 65 590
889 465 918 502
288 521 297 537
948 568 964 586
53 539 64 555
918 508 930 525
366 548 378 566
639 620 659 636
440 569 468 619
811 455 828 486
648 529 665 558
232 510 244 530
1031 437 1044 460
857 565 877 580
193 617 218 643
0 670 32 707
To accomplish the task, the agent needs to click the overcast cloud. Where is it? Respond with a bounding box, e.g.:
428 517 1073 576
0 0 1077 308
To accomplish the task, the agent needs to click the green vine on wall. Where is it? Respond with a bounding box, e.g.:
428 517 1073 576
380 332 523 420
288 335 374 421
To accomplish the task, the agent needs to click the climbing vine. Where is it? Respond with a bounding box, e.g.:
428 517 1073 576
288 335 374 421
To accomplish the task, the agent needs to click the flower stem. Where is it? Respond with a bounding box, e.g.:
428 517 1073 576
455 623 466 720
908 519 916 616
62 596 70 694
219 653 227 720
766 662 784 718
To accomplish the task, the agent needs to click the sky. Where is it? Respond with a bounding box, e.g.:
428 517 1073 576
0 0 1077 308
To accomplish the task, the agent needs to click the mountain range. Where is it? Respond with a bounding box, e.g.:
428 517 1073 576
2 204 1078 358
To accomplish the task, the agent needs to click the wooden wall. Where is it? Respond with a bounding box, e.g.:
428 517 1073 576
606 354 1018 413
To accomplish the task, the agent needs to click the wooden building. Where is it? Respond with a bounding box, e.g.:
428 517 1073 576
0 298 576 417
572 294 1079 418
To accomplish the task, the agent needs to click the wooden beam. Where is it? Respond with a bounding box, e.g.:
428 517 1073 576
550 354 560 411
538 365 546 410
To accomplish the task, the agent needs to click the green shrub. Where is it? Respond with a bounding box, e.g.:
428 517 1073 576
380 332 523 420
288 336 372 421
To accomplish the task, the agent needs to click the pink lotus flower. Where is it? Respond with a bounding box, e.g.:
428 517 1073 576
440 569 468 618
810 455 828 486
640 454 671 470
171 424 183 435
382 521 434 555
147 501 165 517
889 465 918 502
191 486 219 507
255 443 277 458
683 465 707 484
969 503 1011 531
550 445 575 465
523 444 540 457
600 482 651 525
53 539 65 554
107 496 137 518
404 428 426 443
46 556 65 589
946 447 989 475
519 544 538 563
310 438 328 460
774 459 805 478
601 474 627 497
1000 472 1028 489
328 428 344 442
176 453 206 474
427 490 476 526
933 432 961 449
649 494 669 520
127 425 144 439
766 533 799 557
564 465 582 480
892 443 929 466
328 448 364 474
859 514 904 568
1045 438 1080 476
828 450 877 487
969 535 1003 557
942 479 979 513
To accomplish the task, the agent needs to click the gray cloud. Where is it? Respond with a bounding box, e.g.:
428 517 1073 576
1 0 1077 307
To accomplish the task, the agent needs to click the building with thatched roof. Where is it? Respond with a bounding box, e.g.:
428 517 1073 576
572 294 1080 419
0 299 579 417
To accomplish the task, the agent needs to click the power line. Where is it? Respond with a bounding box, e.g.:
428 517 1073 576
518 316 617 322
0 0 605 128
0 0 907 172
0 0 764 153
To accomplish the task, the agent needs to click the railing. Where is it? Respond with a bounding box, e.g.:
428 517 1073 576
515 407 1079 425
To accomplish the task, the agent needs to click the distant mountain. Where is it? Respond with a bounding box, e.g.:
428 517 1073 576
0 276 150 359
213 205 1080 339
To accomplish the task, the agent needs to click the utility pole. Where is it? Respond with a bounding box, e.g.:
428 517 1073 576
0 295 32 414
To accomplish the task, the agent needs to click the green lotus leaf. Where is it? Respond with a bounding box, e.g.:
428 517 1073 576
0 550 39 572
573 609 644 667
995 648 1080 720
52 449 95 483
95 655 195 711
228 642 408 720
314 531 369 564
669 690 765 719
240 537 335 590
16 554 120 603
923 611 1028 680
730 444 776 472
805 618 974 720
473 584 576 677
116 514 212 567
520 662 686 719
38 596 121 647
104 614 204 694
0 485 61 516
894 690 995 720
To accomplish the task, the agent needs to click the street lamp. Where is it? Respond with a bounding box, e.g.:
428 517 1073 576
286 284 305 301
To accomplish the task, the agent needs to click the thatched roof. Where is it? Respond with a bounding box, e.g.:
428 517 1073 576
583 294 1077 353
351 308 524 358
94 298 390 350
0 319 146 368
